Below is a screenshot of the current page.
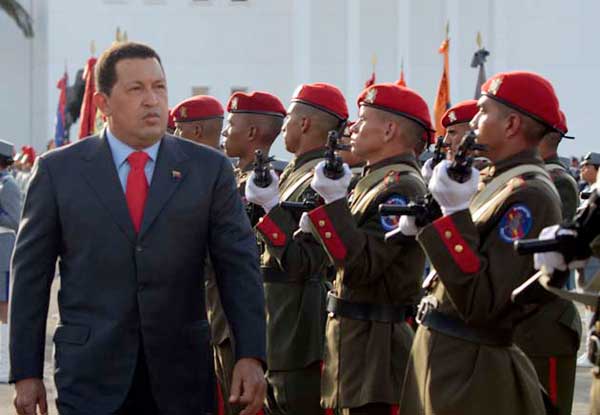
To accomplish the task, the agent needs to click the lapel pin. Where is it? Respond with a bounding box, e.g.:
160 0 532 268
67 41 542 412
171 170 182 181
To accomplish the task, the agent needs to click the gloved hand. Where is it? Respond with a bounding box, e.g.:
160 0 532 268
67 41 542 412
398 215 418 236
298 212 312 233
428 160 479 216
245 170 280 213
310 161 352 204
421 158 434 184
534 225 589 272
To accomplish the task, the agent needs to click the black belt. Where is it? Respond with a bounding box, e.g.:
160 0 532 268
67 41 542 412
326 292 411 323
420 309 513 347
261 268 321 284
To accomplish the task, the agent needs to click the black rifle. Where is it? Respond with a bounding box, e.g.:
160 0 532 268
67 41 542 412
252 149 274 188
430 136 449 168
379 131 483 237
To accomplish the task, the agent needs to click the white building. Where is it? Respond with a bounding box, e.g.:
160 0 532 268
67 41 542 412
1 0 598 159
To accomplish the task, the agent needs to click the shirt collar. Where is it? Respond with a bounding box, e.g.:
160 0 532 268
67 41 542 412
105 127 161 167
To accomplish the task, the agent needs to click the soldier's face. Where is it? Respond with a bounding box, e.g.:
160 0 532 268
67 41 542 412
340 124 363 166
582 164 598 184
470 96 504 161
95 58 168 148
443 122 471 160
350 106 385 160
222 113 247 157
282 103 302 153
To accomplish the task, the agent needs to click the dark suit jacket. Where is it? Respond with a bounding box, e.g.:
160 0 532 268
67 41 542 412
9 133 266 415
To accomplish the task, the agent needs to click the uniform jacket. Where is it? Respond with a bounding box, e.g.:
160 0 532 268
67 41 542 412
401 150 562 415
9 133 266 415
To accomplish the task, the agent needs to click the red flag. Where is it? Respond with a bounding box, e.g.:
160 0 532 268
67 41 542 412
364 71 376 88
433 37 451 136
78 57 98 139
396 69 406 87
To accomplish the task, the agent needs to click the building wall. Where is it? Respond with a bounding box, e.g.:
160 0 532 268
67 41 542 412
1 0 598 159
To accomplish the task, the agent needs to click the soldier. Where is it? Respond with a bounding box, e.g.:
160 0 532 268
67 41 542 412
166 109 176 135
0 139 20 382
512 108 581 415
172 95 224 148
399 71 564 415
339 120 365 177
580 152 600 197
222 91 287 227
303 83 430 415
245 82 348 415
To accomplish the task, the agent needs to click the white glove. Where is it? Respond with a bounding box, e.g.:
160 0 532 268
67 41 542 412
299 212 312 233
245 170 280 213
310 160 352 204
533 225 589 272
398 215 418 236
421 158 434 184
428 160 479 216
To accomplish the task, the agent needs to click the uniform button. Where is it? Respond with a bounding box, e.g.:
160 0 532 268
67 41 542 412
272 233 279 239
325 232 332 239
258 217 263 223
454 244 464 253
444 230 452 239
318 220 326 228
136 246 143 252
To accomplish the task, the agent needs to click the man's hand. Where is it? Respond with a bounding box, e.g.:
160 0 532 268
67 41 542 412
420 158 434 184
310 161 351 204
534 225 588 273
14 378 47 415
245 170 280 213
229 358 266 415
429 160 479 216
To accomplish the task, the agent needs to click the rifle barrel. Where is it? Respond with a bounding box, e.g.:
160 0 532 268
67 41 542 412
513 238 562 255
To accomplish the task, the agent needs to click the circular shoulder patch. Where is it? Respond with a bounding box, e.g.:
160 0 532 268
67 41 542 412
498 203 533 243
380 195 407 231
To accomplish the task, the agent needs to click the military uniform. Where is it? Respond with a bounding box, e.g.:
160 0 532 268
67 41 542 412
512 154 581 415
306 154 426 413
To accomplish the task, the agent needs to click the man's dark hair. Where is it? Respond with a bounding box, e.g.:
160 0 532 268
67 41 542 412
95 42 163 96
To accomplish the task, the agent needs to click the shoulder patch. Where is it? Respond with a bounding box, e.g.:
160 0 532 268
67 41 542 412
498 203 533 243
380 195 407 231
384 171 404 186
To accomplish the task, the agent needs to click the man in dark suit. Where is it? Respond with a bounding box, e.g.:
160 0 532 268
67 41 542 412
9 41 266 415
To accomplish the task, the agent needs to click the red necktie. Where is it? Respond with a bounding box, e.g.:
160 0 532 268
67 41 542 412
126 151 150 233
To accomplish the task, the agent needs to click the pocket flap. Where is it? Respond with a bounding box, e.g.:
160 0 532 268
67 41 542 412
53 324 90 345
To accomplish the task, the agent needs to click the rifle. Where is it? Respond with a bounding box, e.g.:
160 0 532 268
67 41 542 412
380 131 484 239
252 149 274 188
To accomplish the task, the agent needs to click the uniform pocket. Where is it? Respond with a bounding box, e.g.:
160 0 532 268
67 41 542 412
53 324 90 345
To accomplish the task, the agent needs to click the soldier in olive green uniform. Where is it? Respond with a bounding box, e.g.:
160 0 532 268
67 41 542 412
400 71 564 415
513 109 581 415
303 84 431 415
245 83 349 415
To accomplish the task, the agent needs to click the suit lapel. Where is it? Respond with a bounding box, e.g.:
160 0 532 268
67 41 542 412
139 135 189 238
81 133 137 244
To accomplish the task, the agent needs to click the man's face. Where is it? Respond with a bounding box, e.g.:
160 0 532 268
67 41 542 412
96 58 168 147
222 113 248 158
443 122 471 159
282 103 302 154
582 164 598 184
339 124 362 166
470 96 505 161
174 122 195 140
350 106 385 160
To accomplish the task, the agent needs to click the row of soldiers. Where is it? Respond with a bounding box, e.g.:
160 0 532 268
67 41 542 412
152 71 581 415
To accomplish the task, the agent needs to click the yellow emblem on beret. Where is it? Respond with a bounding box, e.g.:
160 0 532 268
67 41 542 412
231 97 239 110
488 77 503 95
179 106 188 119
448 111 457 123
365 88 377 104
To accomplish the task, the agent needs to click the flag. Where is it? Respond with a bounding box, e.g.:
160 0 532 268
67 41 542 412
54 71 68 147
396 59 407 87
471 32 490 99
78 56 98 139
364 71 376 88
433 35 451 136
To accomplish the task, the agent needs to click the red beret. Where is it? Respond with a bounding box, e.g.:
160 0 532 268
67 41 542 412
167 109 175 130
226 91 286 118
21 146 36 164
481 71 561 130
291 83 348 120
357 83 434 142
556 110 574 139
172 95 224 123
441 99 478 128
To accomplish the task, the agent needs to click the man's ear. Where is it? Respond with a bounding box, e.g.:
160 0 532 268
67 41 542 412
248 125 257 142
194 124 204 139
382 120 396 143
300 117 311 134
93 92 110 117
505 112 521 139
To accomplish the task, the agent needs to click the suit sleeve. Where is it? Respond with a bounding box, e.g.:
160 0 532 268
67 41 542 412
255 205 330 280
307 180 425 288
417 186 562 325
9 158 60 382
208 157 266 363
0 178 22 231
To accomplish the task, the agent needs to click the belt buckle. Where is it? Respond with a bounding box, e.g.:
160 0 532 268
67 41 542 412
415 295 438 325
